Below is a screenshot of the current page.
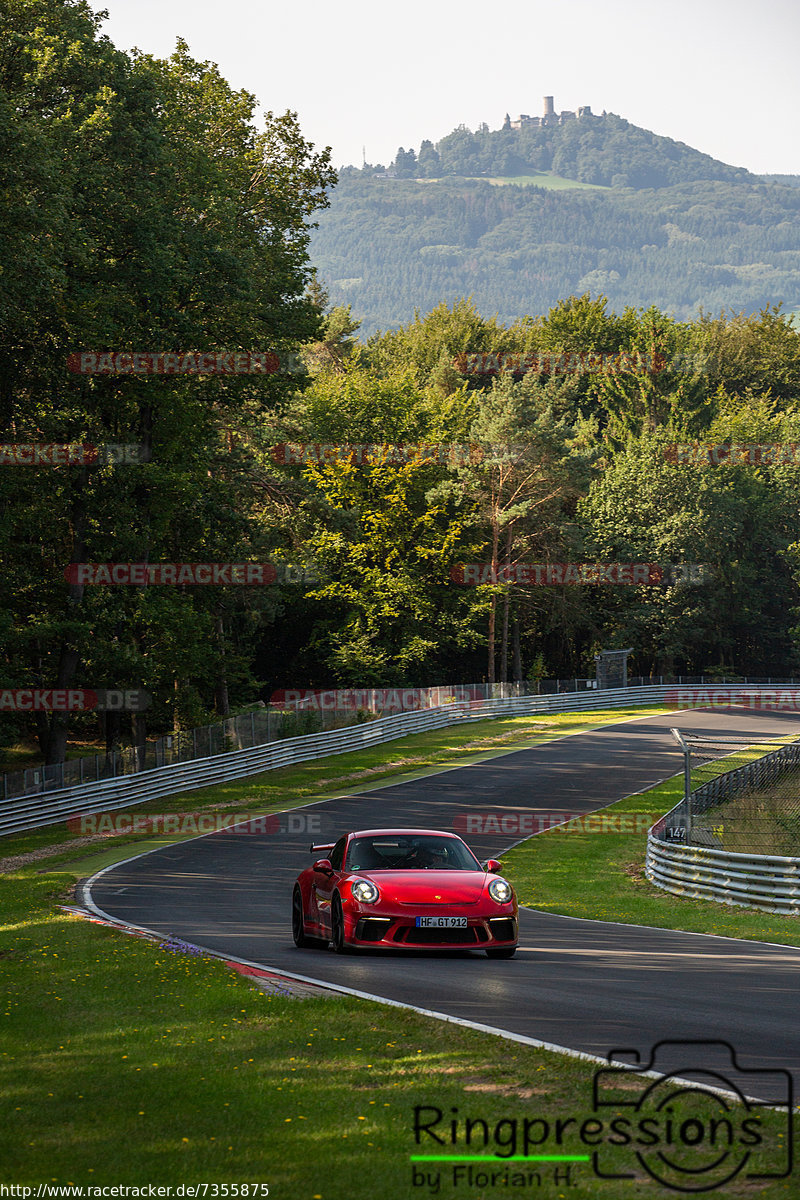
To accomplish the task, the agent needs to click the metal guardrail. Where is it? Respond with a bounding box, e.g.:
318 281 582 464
9 673 795 803
0 703 470 837
645 839 800 915
2 683 671 836
1 704 370 802
646 733 800 914
1 682 795 839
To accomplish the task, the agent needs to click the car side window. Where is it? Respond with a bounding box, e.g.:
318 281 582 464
329 836 346 871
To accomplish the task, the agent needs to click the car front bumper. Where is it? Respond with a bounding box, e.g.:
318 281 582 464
346 909 518 949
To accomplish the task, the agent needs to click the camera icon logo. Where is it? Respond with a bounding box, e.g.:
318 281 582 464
592 1039 793 1192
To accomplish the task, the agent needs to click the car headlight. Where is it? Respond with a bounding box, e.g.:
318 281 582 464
488 877 513 904
351 879 379 904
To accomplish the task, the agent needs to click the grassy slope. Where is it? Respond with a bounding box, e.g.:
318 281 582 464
3 873 793 1197
421 172 608 190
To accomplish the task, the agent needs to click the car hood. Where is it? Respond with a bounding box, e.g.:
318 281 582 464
352 869 495 905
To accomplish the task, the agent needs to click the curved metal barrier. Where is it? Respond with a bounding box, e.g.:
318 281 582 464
646 730 800 913
646 837 800 915
2 682 795 837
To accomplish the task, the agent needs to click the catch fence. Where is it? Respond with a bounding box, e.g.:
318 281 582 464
647 730 800 913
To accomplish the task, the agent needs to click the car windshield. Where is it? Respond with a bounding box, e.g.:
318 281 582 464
345 835 481 871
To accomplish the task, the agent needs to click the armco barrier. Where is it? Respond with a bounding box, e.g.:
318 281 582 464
646 838 800 914
0 683 790 838
0 703 468 837
646 729 800 913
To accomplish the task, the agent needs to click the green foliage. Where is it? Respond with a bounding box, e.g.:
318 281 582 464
5 9 800 762
0 2 335 760
395 111 755 188
312 173 800 338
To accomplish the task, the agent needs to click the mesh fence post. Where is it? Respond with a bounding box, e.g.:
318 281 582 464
671 728 692 842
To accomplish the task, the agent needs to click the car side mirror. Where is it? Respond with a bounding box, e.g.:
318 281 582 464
483 859 502 873
313 858 333 874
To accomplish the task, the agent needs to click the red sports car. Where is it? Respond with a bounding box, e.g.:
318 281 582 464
291 827 518 957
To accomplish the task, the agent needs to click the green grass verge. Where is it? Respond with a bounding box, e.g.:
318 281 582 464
482 173 609 190
502 744 800 946
2 871 793 1196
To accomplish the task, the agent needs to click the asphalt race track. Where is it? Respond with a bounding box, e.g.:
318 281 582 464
88 708 800 1097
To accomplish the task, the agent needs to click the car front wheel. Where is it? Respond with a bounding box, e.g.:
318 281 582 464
331 894 352 954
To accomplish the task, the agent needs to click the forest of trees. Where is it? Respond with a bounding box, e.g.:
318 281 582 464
4 1 800 769
311 172 800 337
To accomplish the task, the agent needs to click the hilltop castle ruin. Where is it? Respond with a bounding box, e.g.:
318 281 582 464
507 97 596 130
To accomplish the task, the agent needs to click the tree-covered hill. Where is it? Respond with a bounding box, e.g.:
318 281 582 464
309 116 800 337
404 112 756 188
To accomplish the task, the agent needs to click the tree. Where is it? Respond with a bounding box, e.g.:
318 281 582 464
264 364 480 684
578 432 799 675
442 374 591 682
393 147 417 177
591 306 712 444
417 139 440 178
0 5 336 762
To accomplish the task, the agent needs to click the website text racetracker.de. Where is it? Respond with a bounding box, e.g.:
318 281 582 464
450 563 712 586
270 687 486 710
667 688 800 710
66 811 324 836
453 812 661 836
0 1188 269 1199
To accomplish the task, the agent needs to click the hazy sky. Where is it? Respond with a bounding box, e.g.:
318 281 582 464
98 0 799 175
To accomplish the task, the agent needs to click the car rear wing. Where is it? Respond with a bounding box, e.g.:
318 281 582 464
310 842 335 854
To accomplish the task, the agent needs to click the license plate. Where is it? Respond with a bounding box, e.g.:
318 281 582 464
416 915 468 928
